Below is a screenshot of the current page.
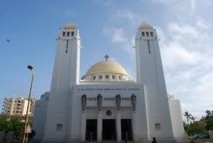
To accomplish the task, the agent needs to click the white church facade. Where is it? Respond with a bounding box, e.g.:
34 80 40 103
32 23 185 143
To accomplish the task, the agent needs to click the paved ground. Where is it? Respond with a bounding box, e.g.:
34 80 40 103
13 139 213 143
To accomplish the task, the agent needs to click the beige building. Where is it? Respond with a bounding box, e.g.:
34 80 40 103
2 97 35 116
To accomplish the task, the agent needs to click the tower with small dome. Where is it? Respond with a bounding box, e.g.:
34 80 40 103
33 23 185 143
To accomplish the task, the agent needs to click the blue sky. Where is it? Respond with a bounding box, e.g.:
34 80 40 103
1 0 213 120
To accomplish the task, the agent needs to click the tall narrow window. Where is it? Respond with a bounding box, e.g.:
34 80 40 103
66 40 69 53
67 32 70 37
150 32 153 37
62 32 66 37
118 76 122 80
71 32 74 36
93 76 96 80
155 123 161 130
142 32 145 37
56 124 63 131
146 32 149 37
147 40 151 54
112 75 115 79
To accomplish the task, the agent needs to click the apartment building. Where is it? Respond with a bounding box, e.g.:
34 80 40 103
2 97 35 116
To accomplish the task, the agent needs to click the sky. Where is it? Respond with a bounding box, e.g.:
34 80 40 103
0 0 213 120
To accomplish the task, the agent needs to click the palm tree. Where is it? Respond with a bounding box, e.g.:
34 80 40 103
190 116 196 124
184 111 192 124
206 110 211 119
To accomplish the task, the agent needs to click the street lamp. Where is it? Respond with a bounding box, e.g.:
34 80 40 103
22 65 34 143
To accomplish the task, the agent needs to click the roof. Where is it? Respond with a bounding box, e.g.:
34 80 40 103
139 23 153 29
63 23 76 29
83 60 131 78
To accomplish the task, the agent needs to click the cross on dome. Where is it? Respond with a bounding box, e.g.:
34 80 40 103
104 54 109 61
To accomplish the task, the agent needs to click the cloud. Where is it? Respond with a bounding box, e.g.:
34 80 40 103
151 0 199 20
159 20 212 68
103 27 128 43
151 0 178 5
92 0 114 7
159 19 213 119
113 10 142 25
161 45 201 67
190 0 196 15
103 26 135 55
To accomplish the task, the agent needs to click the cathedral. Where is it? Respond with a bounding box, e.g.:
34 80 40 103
32 23 185 143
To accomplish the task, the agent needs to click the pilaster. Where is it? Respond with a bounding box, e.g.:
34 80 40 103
97 111 102 142
132 112 136 141
116 111 121 142
81 112 86 142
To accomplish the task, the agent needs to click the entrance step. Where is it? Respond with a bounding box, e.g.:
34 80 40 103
90 141 136 143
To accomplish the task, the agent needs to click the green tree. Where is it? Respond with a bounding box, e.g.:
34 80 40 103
206 118 213 130
184 122 205 135
0 118 13 131
11 119 24 137
206 110 211 119
0 118 23 137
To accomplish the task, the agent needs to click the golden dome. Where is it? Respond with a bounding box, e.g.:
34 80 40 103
63 23 76 29
83 60 131 78
139 23 153 29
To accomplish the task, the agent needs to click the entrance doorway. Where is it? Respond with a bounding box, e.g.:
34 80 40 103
102 119 116 140
86 119 97 141
121 119 133 140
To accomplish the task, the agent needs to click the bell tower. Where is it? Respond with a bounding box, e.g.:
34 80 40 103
43 23 81 142
51 23 81 90
135 23 174 138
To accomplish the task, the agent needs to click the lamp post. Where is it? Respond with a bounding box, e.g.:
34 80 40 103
22 65 34 143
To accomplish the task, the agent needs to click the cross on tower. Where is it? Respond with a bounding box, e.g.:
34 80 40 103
104 54 109 61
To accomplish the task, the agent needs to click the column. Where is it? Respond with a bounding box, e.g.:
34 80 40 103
81 112 86 142
97 111 102 142
116 112 121 142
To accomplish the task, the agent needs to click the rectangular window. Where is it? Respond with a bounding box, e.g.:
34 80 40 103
93 76 96 80
142 32 145 36
62 32 65 37
71 32 74 36
105 75 109 79
146 32 149 36
155 123 161 130
67 32 70 37
112 75 115 79
99 75 102 79
56 124 62 131
150 32 153 37
119 76 122 80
